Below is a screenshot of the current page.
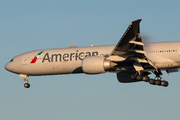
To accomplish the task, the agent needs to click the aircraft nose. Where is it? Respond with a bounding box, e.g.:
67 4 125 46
5 63 13 72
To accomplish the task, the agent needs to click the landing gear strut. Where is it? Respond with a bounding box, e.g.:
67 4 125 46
20 74 30 88
24 75 30 88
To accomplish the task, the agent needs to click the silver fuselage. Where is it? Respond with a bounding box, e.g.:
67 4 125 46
5 41 180 76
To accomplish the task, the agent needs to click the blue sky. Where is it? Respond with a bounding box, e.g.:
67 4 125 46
1 0 180 120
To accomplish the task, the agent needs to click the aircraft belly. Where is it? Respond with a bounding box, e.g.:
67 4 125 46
51 61 83 74
146 54 180 69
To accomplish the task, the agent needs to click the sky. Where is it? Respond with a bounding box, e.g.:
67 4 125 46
1 0 180 120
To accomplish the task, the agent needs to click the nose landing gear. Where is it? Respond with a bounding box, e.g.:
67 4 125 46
23 75 30 88
19 74 30 88
24 83 30 88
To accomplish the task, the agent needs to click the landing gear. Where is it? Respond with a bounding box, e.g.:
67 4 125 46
142 76 150 82
150 71 169 87
161 81 168 87
155 80 161 85
149 79 155 85
131 74 137 80
131 72 150 82
136 74 143 81
24 76 30 88
149 79 169 87
131 71 169 87
20 74 30 88
24 83 30 88
149 79 168 87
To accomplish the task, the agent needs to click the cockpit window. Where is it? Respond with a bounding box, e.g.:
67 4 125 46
10 59 13 62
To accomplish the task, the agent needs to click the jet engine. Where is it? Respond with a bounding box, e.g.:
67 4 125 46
82 56 116 74
117 72 140 83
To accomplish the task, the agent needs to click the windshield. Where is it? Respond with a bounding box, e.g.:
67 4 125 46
10 59 13 62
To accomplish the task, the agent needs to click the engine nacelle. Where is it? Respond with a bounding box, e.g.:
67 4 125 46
82 56 114 74
117 72 140 83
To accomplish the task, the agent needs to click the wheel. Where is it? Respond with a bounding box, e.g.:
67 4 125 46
24 83 30 88
136 75 142 81
142 76 150 82
155 80 161 85
161 81 169 87
149 79 155 85
131 74 137 80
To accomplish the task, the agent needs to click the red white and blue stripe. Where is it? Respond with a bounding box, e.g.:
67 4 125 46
31 51 44 63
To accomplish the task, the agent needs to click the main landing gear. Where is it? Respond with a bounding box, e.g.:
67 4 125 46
131 71 169 87
149 78 168 87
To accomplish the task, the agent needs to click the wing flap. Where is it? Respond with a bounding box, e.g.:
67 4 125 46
128 49 145 54
133 62 144 72
129 40 144 46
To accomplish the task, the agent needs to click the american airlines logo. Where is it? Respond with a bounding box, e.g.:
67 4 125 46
30 51 44 63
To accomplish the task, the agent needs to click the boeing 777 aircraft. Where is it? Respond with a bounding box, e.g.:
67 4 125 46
5 19 180 88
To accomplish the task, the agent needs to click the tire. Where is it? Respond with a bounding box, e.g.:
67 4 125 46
131 74 137 80
155 80 161 85
161 81 169 87
136 75 142 81
149 79 155 85
24 83 30 88
142 76 150 82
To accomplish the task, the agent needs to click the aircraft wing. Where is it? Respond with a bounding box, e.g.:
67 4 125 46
108 19 157 72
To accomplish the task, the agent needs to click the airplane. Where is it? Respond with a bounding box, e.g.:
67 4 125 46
5 19 180 88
